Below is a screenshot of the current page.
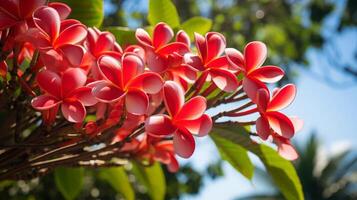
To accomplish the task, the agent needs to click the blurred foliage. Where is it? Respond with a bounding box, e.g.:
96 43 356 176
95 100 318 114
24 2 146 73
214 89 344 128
237 134 357 200
0 162 224 200
103 0 357 84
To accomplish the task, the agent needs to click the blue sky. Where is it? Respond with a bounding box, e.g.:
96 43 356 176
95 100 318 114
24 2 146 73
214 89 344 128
104 0 357 199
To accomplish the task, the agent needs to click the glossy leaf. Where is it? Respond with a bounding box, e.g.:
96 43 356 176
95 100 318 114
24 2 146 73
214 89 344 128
148 0 180 28
212 124 304 200
181 17 212 40
54 167 84 200
55 0 104 27
99 167 135 200
132 162 166 200
211 132 254 179
106 27 137 46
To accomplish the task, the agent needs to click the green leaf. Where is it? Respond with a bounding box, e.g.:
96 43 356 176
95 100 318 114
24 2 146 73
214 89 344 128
106 27 137 46
99 167 134 200
132 162 166 200
211 132 254 179
181 17 212 40
54 167 84 200
148 0 180 28
211 124 304 200
56 0 104 27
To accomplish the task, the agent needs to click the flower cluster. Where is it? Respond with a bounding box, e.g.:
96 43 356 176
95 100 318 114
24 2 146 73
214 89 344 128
0 1 302 172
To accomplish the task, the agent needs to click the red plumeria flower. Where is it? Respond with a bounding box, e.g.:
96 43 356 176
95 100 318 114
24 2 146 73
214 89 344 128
136 23 196 90
90 53 164 115
184 32 239 92
24 6 87 72
84 27 123 78
226 41 284 101
136 22 190 72
0 1 70 31
272 116 303 160
255 84 297 139
31 68 97 123
136 135 179 172
145 81 212 158
86 27 122 58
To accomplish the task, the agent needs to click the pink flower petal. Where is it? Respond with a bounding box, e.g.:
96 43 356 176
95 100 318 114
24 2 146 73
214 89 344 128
178 114 212 137
59 44 84 67
97 55 122 87
128 72 163 94
19 0 46 18
0 10 17 30
135 28 152 47
48 2 71 20
176 30 190 46
171 64 198 83
33 6 60 41
94 32 115 55
163 81 185 117
61 99 86 123
59 19 81 32
122 53 144 87
289 116 304 132
225 48 245 70
175 96 207 120
173 130 195 158
268 84 296 111
20 28 51 50
205 56 229 69
55 24 87 48
91 80 125 103
61 68 87 95
256 116 270 140
153 22 174 49
125 89 149 115
244 41 267 73
249 65 284 83
167 154 179 172
36 69 62 97
156 42 190 56
194 33 207 61
145 48 167 73
256 88 270 113
205 32 226 62
266 111 295 138
242 77 267 102
275 137 299 160
71 87 98 106
145 114 176 136
183 53 204 71
31 95 60 110
210 68 239 92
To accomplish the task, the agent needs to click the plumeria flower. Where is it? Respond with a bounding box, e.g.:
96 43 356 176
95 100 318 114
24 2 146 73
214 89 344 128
226 41 284 101
136 22 190 72
145 81 212 158
24 6 87 72
84 27 123 78
136 135 179 172
184 32 239 92
255 84 297 140
136 23 196 89
0 0 70 31
31 68 97 123
90 53 164 115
